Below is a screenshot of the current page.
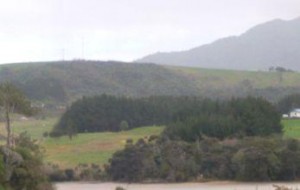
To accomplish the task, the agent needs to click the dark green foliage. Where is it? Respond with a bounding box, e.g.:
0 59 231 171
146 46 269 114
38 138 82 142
108 139 150 182
115 187 126 190
0 155 5 188
119 120 129 131
108 136 300 182
232 137 281 181
277 139 300 180
52 96 282 138
0 132 54 190
0 61 199 103
165 97 282 141
46 163 104 182
16 77 67 102
277 93 300 114
51 95 196 135
0 82 34 147
1 61 300 105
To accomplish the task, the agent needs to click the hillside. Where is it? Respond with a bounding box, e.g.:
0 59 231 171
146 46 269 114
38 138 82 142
137 17 300 71
0 61 199 102
1 60 300 103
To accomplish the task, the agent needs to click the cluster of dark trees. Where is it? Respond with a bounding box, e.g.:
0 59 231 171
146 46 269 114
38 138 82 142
105 96 288 182
165 97 282 141
51 95 200 136
108 136 300 182
52 95 282 139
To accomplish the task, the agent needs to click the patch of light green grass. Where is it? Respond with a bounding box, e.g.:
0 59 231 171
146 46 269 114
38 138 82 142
282 119 300 138
0 117 58 145
43 126 164 168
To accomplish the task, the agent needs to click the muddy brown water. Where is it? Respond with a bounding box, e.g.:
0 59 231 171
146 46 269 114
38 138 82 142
55 182 300 190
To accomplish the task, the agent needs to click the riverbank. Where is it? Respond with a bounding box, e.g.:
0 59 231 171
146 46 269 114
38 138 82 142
55 181 300 190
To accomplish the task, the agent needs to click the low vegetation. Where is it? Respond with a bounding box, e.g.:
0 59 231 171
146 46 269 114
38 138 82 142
0 133 54 190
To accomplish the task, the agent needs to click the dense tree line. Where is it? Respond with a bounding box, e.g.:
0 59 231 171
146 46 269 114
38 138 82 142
107 135 300 182
52 95 282 139
165 97 282 141
51 95 201 136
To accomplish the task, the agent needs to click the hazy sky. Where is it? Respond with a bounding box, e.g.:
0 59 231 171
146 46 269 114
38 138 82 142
0 0 299 64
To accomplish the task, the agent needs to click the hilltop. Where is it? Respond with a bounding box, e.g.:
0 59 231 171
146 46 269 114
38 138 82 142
137 17 300 71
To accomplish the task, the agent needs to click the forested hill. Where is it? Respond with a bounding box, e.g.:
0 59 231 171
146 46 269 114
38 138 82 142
0 61 200 102
1 60 300 103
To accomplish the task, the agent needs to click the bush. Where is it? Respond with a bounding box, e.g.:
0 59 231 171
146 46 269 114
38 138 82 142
7 132 54 190
119 120 129 131
115 187 126 190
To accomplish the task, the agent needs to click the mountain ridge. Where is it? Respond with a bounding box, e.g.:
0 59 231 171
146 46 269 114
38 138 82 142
136 17 300 71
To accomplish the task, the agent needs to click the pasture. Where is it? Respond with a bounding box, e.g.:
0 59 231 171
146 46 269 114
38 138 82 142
43 126 163 167
0 117 300 168
0 118 163 167
282 119 300 138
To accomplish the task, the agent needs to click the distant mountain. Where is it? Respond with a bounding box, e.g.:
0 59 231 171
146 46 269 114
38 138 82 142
136 17 300 71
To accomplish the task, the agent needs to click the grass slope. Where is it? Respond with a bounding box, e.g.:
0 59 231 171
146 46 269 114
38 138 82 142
169 66 300 89
0 118 55 141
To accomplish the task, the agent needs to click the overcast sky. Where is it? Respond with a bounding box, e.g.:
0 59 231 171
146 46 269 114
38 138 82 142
0 0 299 64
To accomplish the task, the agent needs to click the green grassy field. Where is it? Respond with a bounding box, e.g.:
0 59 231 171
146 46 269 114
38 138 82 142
282 119 300 138
167 66 300 89
43 126 163 167
1 117 300 168
0 118 56 142
0 118 164 168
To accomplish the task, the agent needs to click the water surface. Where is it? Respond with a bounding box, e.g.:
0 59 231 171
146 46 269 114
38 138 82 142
55 182 300 190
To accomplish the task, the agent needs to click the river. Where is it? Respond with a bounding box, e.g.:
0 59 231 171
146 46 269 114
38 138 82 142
55 182 300 190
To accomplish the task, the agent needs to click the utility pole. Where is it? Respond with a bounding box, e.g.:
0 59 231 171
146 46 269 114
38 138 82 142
61 48 65 61
81 36 85 60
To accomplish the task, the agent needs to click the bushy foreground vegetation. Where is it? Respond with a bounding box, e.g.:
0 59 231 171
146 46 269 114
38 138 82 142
108 133 300 182
0 133 53 190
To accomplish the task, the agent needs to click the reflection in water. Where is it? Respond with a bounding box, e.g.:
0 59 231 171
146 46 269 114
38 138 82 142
56 182 300 190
